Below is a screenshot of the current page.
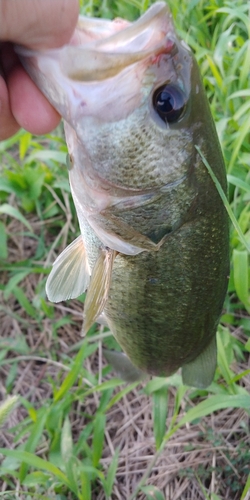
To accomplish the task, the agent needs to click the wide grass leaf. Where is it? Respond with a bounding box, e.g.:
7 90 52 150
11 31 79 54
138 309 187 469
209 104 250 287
241 474 250 500
19 409 48 482
0 449 70 486
26 150 66 165
233 249 250 312
4 271 32 300
153 386 168 450
217 334 236 391
61 416 73 463
196 146 250 253
54 341 88 402
0 129 24 152
227 175 250 193
80 470 91 500
92 413 106 467
22 470 51 487
0 204 32 231
228 117 250 172
178 394 250 428
12 286 37 318
0 222 8 259
104 448 119 497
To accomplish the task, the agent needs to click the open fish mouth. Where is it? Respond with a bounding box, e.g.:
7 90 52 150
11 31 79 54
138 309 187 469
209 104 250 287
17 2 176 81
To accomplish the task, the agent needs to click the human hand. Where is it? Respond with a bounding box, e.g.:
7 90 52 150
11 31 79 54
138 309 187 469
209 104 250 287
0 0 79 140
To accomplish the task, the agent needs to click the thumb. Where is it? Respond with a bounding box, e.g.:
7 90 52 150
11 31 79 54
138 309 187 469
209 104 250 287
0 0 79 49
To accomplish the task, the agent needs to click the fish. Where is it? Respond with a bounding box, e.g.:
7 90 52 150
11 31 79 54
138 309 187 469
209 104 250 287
18 2 229 388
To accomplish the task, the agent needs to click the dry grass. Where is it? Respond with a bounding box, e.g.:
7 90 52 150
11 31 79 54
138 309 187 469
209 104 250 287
0 217 249 500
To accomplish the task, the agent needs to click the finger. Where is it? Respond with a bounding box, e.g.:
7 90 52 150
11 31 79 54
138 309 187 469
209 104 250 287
0 0 79 49
8 64 61 134
0 75 19 140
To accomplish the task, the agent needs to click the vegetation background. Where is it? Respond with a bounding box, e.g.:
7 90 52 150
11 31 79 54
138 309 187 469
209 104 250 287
0 0 249 499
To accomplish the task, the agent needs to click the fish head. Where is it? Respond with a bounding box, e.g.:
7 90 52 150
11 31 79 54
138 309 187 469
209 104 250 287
17 2 201 192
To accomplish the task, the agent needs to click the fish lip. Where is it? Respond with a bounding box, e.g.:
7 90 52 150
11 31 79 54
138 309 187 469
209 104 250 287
59 39 176 82
65 2 176 80
16 2 177 81
83 2 171 49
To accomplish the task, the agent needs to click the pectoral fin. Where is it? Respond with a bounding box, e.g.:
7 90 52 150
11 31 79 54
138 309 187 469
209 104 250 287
182 335 217 388
46 235 90 302
103 349 146 383
82 248 115 335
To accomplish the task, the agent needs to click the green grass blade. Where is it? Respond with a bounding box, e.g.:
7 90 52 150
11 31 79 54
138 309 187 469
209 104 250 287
228 89 250 99
217 334 236 392
64 457 79 497
228 116 250 172
54 341 88 402
105 381 138 410
233 249 250 312
0 129 25 152
61 416 73 463
230 369 250 384
92 413 106 467
152 386 168 450
12 286 37 318
241 474 250 500
104 448 119 497
0 204 32 232
227 175 250 193
0 222 8 259
80 469 92 500
3 270 31 300
195 145 250 253
26 150 66 164
22 470 51 488
19 409 48 482
0 449 70 486
177 394 250 428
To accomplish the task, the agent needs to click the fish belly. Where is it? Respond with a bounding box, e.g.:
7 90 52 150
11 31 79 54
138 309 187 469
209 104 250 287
104 212 228 378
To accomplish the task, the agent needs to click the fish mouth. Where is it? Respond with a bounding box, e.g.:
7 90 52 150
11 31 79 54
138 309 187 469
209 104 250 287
62 2 176 81
16 2 184 125
17 2 176 82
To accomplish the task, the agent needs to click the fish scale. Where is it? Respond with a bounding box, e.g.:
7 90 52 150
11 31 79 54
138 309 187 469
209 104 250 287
84 117 193 189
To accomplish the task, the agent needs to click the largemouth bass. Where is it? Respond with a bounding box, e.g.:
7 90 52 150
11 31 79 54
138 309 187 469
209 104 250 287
19 2 229 388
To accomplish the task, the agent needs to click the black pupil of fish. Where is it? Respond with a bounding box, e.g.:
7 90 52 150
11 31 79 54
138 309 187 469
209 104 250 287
153 84 186 123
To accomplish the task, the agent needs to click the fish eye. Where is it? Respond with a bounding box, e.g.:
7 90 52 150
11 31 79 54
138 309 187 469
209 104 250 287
152 84 186 123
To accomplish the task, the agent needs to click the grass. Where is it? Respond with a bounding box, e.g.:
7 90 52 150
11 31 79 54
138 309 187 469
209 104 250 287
0 0 250 498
